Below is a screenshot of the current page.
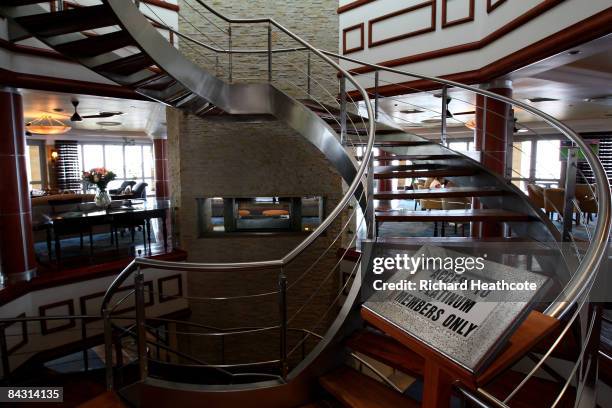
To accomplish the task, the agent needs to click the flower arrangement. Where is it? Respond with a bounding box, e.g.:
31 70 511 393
82 168 116 192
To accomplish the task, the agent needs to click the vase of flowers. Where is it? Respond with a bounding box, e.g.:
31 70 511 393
83 168 116 209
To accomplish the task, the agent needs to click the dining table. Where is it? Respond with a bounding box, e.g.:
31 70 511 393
35 199 170 265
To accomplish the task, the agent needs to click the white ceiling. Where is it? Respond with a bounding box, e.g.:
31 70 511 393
20 89 161 137
378 34 612 139
18 34 612 143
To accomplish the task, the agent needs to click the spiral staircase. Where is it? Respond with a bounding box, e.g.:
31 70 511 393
1 1 610 407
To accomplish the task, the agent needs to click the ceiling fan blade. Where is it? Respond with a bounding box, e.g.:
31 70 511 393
82 112 116 119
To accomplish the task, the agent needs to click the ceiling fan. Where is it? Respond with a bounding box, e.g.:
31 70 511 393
69 100 124 122
41 100 124 122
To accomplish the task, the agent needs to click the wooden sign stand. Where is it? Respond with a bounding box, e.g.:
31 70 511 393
361 307 559 408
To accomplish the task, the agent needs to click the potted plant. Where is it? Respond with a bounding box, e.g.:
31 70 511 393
83 168 117 208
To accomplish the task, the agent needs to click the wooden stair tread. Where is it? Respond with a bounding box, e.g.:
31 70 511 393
16 5 117 37
374 187 508 199
4 0 51 5
347 330 425 377
353 140 433 147
374 164 442 172
356 154 461 161
77 391 126 408
361 307 559 390
320 367 420 408
484 370 574 408
55 31 135 58
94 52 155 76
374 167 476 179
375 209 531 222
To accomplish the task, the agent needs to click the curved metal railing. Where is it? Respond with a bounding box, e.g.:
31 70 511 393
138 0 610 319
319 53 611 320
92 0 610 406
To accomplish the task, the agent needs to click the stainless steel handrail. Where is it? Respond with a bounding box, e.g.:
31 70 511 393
317 52 611 319
164 3 610 319
137 0 610 320
99 0 609 325
100 0 376 315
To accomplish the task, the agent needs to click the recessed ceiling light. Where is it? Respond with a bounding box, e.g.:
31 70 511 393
528 97 559 103
517 128 529 133
96 121 122 126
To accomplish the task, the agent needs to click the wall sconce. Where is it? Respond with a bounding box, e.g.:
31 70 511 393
51 150 59 162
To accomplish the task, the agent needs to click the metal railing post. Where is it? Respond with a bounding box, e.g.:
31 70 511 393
563 146 578 241
267 23 272 82
374 70 379 120
306 51 311 96
367 154 376 240
482 96 488 153
441 86 448 146
278 269 288 379
228 24 233 83
102 309 113 390
0 325 10 380
135 267 148 381
340 75 347 145
504 109 515 181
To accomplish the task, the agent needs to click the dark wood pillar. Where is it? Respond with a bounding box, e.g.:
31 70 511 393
473 80 512 238
0 88 37 282
377 149 393 210
153 138 170 199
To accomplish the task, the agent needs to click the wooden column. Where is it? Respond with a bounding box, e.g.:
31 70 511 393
0 88 37 282
473 80 512 238
153 138 170 199
377 149 393 210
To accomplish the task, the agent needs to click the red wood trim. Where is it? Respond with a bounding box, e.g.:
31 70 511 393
487 0 508 13
0 38 70 62
142 0 180 12
342 23 365 55
0 67 148 100
39 299 76 335
442 0 475 28
0 249 188 307
336 247 361 263
65 0 179 12
368 0 436 48
347 7 612 99
79 281 154 321
158 273 183 303
63 1 170 32
351 0 566 75
337 0 378 14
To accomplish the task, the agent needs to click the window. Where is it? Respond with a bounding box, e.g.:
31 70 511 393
448 141 469 151
510 139 563 192
26 140 47 191
78 142 155 195
535 140 561 181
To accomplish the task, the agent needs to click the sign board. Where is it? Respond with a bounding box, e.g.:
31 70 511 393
364 245 550 373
